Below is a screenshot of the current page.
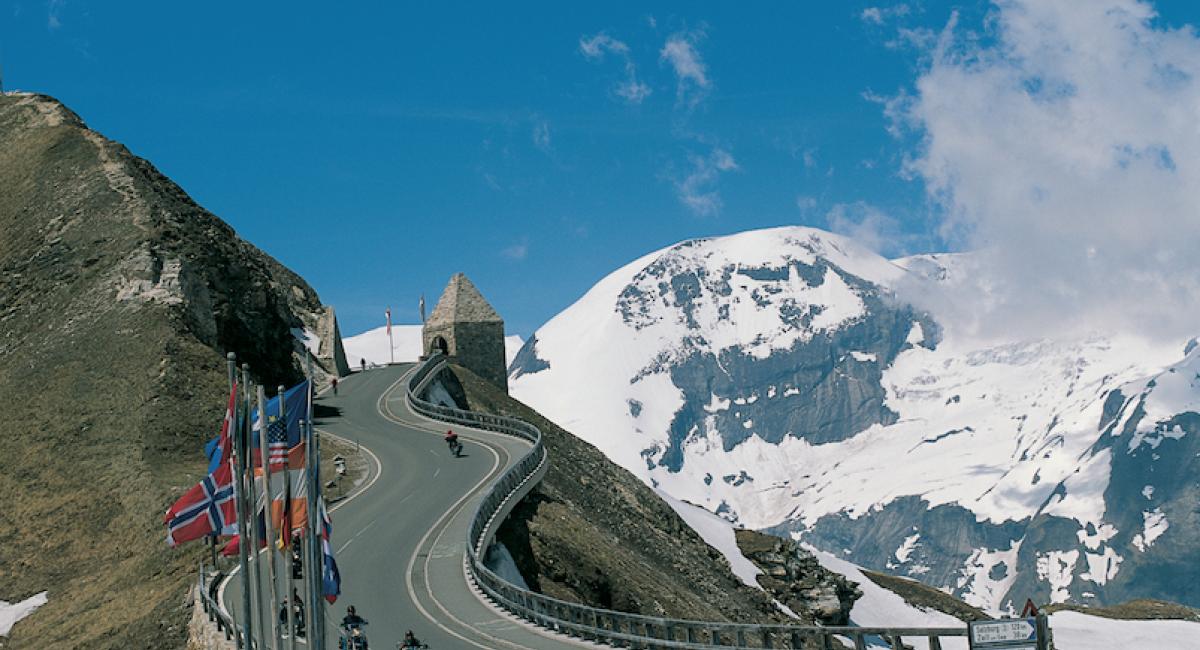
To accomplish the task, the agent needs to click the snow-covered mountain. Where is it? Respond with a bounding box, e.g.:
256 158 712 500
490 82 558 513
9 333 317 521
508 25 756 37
509 226 1199 612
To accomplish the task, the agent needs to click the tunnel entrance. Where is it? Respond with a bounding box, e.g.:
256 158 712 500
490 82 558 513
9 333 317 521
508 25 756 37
431 335 449 356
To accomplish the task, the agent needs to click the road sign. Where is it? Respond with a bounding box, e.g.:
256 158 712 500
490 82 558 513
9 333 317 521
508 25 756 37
969 618 1039 648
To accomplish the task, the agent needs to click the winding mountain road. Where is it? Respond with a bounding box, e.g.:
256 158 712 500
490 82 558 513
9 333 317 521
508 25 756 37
224 364 592 650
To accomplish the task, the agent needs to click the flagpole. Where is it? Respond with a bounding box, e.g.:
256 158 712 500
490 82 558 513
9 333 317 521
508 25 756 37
232 359 254 648
386 307 394 365
257 384 281 650
279 386 297 650
304 353 325 650
215 352 236 572
240 365 269 649
312 394 326 645
242 370 269 649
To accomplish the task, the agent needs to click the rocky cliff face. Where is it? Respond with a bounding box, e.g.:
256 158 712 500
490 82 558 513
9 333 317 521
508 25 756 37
0 92 345 647
510 227 1200 613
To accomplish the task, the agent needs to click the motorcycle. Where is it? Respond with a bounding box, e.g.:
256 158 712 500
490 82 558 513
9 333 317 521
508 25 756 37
447 438 462 457
339 621 369 650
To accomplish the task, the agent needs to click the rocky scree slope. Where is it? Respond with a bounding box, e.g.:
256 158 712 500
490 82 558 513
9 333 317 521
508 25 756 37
509 226 1200 613
439 363 863 625
0 92 344 648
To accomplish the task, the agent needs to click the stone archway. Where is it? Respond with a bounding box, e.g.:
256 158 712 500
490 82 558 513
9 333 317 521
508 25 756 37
431 335 449 356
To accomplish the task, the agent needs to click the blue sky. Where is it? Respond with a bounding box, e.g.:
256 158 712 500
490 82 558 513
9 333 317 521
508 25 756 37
4 2 1199 338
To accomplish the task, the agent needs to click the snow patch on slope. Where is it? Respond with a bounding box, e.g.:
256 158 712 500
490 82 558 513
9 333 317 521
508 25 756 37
0 591 47 636
1049 611 1200 650
657 491 762 589
808 547 968 650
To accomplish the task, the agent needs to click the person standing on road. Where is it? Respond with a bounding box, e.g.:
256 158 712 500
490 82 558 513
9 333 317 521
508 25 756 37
332 376 339 395
360 358 366 372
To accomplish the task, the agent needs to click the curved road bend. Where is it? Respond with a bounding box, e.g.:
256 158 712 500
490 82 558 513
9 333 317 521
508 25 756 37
225 364 596 650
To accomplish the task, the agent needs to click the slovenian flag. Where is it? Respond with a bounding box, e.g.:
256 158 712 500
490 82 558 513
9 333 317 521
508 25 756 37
320 499 340 603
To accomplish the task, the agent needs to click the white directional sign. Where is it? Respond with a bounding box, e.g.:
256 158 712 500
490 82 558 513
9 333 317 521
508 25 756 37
969 618 1038 647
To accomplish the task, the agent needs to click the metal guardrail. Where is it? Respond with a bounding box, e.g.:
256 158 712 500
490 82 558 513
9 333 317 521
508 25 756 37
198 563 256 649
404 354 982 650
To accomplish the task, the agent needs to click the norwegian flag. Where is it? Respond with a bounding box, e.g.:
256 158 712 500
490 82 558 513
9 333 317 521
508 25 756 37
166 385 239 547
385 306 392 336
165 461 237 546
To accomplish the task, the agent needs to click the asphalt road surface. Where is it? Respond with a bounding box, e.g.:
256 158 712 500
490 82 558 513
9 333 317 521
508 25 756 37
223 364 596 650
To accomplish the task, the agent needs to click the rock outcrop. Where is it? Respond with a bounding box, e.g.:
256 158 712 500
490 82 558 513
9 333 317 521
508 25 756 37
734 529 861 625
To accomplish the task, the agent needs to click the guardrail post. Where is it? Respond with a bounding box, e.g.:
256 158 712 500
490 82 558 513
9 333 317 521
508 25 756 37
889 634 904 650
852 632 867 650
928 636 943 650
687 626 699 645
736 628 747 647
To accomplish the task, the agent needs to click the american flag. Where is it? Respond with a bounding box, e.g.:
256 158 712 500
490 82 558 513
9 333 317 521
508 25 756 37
265 414 289 471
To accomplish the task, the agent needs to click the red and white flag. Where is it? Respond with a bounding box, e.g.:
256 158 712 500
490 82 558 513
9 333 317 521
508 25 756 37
385 306 392 336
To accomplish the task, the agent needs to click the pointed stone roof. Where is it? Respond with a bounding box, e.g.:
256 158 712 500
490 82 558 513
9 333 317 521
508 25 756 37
427 273 503 324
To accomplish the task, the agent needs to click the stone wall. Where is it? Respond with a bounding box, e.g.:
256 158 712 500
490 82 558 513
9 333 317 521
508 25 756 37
452 321 508 391
186 585 236 650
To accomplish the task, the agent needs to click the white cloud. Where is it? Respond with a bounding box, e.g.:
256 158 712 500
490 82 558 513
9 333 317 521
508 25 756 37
861 4 911 25
825 202 903 255
795 195 819 213
896 0 1200 341
532 120 551 153
580 32 652 105
660 31 710 106
501 240 529 260
675 148 737 217
47 0 65 29
580 33 628 60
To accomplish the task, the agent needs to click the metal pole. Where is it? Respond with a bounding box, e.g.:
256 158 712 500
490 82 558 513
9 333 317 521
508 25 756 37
304 353 325 650
387 307 395 365
312 411 326 645
244 376 268 649
232 360 254 648
216 352 236 573
242 365 268 649
282 383 297 650
257 385 281 650
299 419 313 648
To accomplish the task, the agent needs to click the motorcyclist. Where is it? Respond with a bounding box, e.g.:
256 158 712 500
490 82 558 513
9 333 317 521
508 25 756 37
279 590 305 637
444 430 460 455
340 605 369 649
400 630 422 649
342 604 367 628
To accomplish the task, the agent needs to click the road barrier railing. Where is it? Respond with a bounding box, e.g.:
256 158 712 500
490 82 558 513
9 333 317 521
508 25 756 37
403 354 1002 650
198 563 256 648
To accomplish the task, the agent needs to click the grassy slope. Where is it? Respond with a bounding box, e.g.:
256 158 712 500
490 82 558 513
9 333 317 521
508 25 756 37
0 93 316 648
447 364 786 623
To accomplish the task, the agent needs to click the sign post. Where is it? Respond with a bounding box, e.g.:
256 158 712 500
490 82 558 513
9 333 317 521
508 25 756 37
969 616 1051 650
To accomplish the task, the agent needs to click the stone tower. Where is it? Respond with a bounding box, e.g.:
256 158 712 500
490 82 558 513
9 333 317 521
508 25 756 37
422 273 508 391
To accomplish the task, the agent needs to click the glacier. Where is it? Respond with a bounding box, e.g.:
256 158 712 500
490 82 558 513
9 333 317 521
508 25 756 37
510 225 1199 612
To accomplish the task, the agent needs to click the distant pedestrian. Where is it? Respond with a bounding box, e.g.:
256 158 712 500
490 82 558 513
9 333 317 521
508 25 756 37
332 376 339 396
360 358 366 372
